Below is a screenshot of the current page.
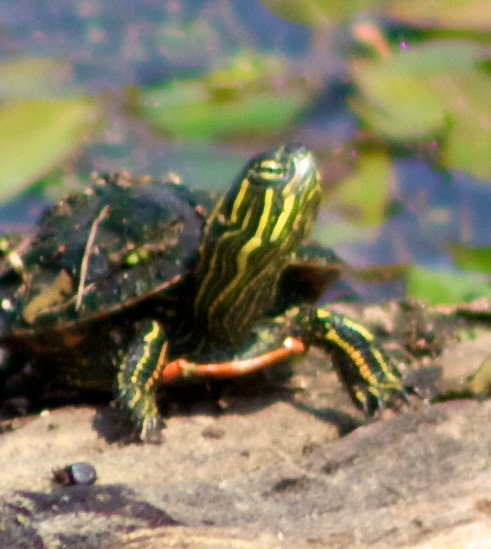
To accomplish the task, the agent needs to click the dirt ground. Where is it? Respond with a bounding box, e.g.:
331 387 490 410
2 302 491 549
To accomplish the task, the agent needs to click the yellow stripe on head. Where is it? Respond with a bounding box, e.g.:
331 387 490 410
255 187 274 240
236 187 273 273
230 179 249 224
270 194 296 242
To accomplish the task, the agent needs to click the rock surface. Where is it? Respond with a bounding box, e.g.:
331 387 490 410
2 302 491 548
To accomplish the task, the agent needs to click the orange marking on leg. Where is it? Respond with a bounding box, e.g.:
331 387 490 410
61 330 86 347
161 338 306 382
160 358 187 382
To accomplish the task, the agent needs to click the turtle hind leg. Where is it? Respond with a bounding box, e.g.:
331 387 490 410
115 319 168 442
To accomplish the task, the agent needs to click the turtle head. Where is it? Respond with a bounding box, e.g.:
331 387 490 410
211 143 321 250
194 144 322 343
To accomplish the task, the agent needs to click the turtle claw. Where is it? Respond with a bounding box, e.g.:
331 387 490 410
101 399 164 444
139 414 165 444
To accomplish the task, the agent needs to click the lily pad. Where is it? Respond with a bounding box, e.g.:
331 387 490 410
324 154 392 226
0 98 100 202
351 42 483 140
352 41 491 179
0 57 76 100
406 265 491 304
386 0 491 31
312 219 380 247
138 51 311 141
451 243 491 274
440 103 491 181
260 0 491 30
259 0 381 25
139 81 308 141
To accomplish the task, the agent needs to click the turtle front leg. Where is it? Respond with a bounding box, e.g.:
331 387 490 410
294 305 409 415
160 305 408 416
116 319 168 442
261 305 409 414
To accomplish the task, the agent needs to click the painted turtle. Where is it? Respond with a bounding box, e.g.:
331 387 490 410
0 144 408 441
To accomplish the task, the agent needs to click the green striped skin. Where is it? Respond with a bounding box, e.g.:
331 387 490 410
117 319 168 441
193 144 321 345
281 306 406 414
318 310 405 413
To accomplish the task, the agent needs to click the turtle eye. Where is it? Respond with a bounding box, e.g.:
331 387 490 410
249 158 290 185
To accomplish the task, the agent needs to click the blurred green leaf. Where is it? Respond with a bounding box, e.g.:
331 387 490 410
443 120 491 180
352 42 480 139
438 68 491 179
0 58 76 100
351 72 445 140
406 265 491 304
137 50 315 140
313 219 380 247
386 0 491 31
0 99 100 202
352 41 491 179
204 53 285 98
139 80 308 140
451 243 491 274
324 154 392 226
259 0 383 25
261 0 491 29
259 0 331 25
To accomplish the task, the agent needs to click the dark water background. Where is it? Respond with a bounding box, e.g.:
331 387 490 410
0 0 490 302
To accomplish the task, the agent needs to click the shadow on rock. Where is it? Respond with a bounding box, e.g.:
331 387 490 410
0 484 181 549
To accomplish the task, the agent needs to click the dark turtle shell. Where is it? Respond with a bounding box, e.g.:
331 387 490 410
0 172 215 344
